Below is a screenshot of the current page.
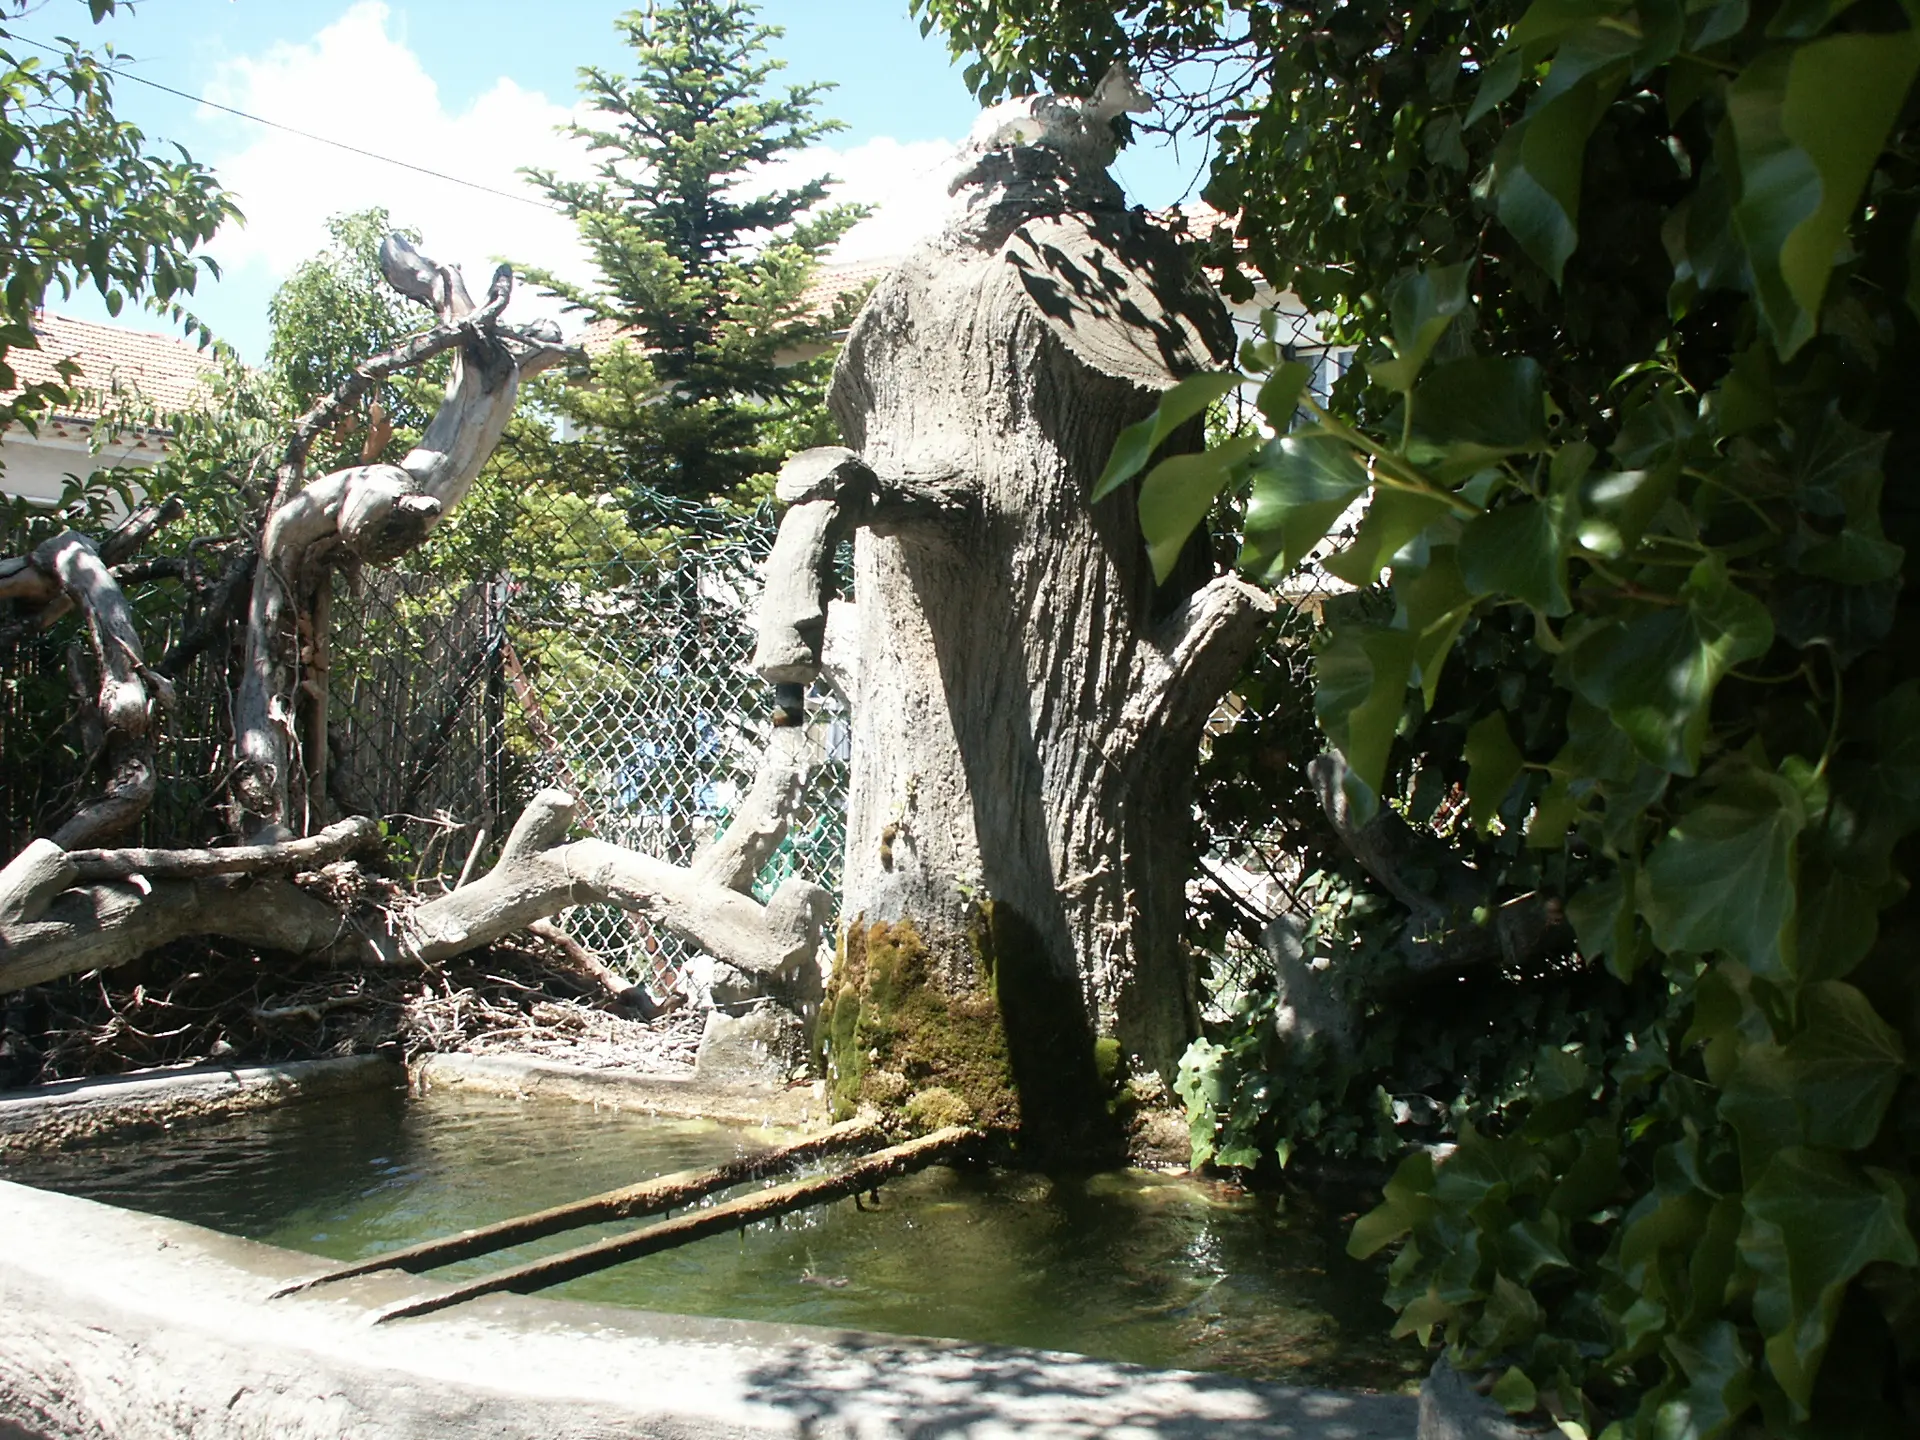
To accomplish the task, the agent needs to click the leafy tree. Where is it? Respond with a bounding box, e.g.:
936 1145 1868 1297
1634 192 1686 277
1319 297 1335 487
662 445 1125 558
521 0 866 500
926 0 1920 1435
266 207 439 446
0 0 235 438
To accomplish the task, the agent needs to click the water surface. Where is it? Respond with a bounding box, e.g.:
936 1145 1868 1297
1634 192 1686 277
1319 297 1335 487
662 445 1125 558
3 1085 1423 1391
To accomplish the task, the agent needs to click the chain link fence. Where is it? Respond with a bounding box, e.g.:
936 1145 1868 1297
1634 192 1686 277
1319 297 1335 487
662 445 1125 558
0 482 849 1000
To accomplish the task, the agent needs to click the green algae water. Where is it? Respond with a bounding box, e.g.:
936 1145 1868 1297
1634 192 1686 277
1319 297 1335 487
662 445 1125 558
2 1085 1423 1391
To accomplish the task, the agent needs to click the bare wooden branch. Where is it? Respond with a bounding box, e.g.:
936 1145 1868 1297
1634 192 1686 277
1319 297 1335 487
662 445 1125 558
402 788 829 987
272 1116 885 1296
158 545 255 678
233 238 581 838
0 841 78 928
0 875 353 994
1308 751 1559 974
99 496 187 567
60 816 379 882
48 749 155 851
772 445 875 505
689 726 816 894
1130 575 1276 744
370 1126 983 1323
524 917 629 997
31 532 155 738
15 529 174 849
751 496 849 685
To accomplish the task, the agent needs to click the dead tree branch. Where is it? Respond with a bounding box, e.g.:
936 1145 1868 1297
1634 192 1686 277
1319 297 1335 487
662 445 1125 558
233 235 581 839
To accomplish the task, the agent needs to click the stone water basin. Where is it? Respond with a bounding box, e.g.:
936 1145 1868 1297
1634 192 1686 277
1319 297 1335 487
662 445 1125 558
2 1072 1423 1395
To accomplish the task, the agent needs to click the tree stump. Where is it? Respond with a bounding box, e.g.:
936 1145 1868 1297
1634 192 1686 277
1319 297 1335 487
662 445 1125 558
807 148 1273 1154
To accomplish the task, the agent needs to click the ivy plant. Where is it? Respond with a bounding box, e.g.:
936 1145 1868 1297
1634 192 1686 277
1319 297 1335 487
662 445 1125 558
1071 0 1920 1434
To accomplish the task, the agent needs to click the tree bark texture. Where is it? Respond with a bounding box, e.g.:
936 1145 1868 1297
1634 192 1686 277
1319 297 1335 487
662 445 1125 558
807 150 1274 1152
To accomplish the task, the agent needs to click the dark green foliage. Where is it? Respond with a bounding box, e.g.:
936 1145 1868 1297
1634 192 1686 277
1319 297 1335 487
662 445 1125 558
0 0 235 438
521 1 866 501
924 0 1920 1433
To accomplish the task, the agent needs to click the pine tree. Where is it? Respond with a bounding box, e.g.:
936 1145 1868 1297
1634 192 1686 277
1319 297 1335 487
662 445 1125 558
522 0 867 500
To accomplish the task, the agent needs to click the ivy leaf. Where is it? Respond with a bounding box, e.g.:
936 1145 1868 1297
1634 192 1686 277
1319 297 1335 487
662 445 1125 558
1468 1272 1547 1354
1704 342 1776 440
1322 487 1452 587
1489 71 1626 284
1407 357 1549 479
1465 713 1525 836
1316 625 1415 798
1467 47 1524 125
1093 369 1242 500
1459 494 1577 616
1349 1149 1437 1258
1568 868 1646 979
1793 864 1880 983
1721 982 1904 1176
1791 410 1886 520
1240 434 1371 582
1728 34 1920 358
1663 1321 1756 1439
1771 575 1896 665
1137 433 1262 582
1373 264 1471 393
1793 526 1903 584
1872 680 1920 821
1740 1149 1918 1413
1548 1124 1625 1218
1907 211 1920 323
1255 360 1312 429
1765 0 1865 39
1491 1366 1539 1416
1397 548 1474 708
1640 769 1802 974
1564 559 1774 774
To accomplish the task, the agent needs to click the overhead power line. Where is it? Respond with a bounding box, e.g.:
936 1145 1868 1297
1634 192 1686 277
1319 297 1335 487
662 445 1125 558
10 34 563 213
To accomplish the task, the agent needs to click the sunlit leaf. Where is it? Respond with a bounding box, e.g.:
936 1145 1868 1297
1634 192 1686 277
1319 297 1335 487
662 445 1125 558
1397 548 1475 708
1239 434 1371 582
1490 71 1625 283
1316 625 1415 797
1323 487 1452 587
1093 369 1242 500
1374 265 1471 392
1255 360 1312 429
1137 433 1261 582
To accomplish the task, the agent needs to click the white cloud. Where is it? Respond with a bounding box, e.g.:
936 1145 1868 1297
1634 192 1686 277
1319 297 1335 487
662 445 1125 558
193 3 956 337
778 135 964 265
197 2 592 334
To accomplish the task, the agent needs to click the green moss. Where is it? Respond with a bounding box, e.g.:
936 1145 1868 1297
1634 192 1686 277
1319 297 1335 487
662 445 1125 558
904 1086 974 1132
822 905 1123 1161
824 917 1020 1130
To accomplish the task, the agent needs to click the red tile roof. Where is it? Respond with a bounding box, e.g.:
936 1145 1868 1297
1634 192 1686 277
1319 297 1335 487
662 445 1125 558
3 311 219 423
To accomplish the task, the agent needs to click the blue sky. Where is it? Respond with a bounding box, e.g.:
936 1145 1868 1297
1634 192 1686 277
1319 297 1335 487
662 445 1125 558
14 0 1213 360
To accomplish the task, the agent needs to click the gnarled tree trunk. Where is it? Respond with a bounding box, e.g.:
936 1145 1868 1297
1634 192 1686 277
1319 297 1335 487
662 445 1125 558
779 150 1273 1155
